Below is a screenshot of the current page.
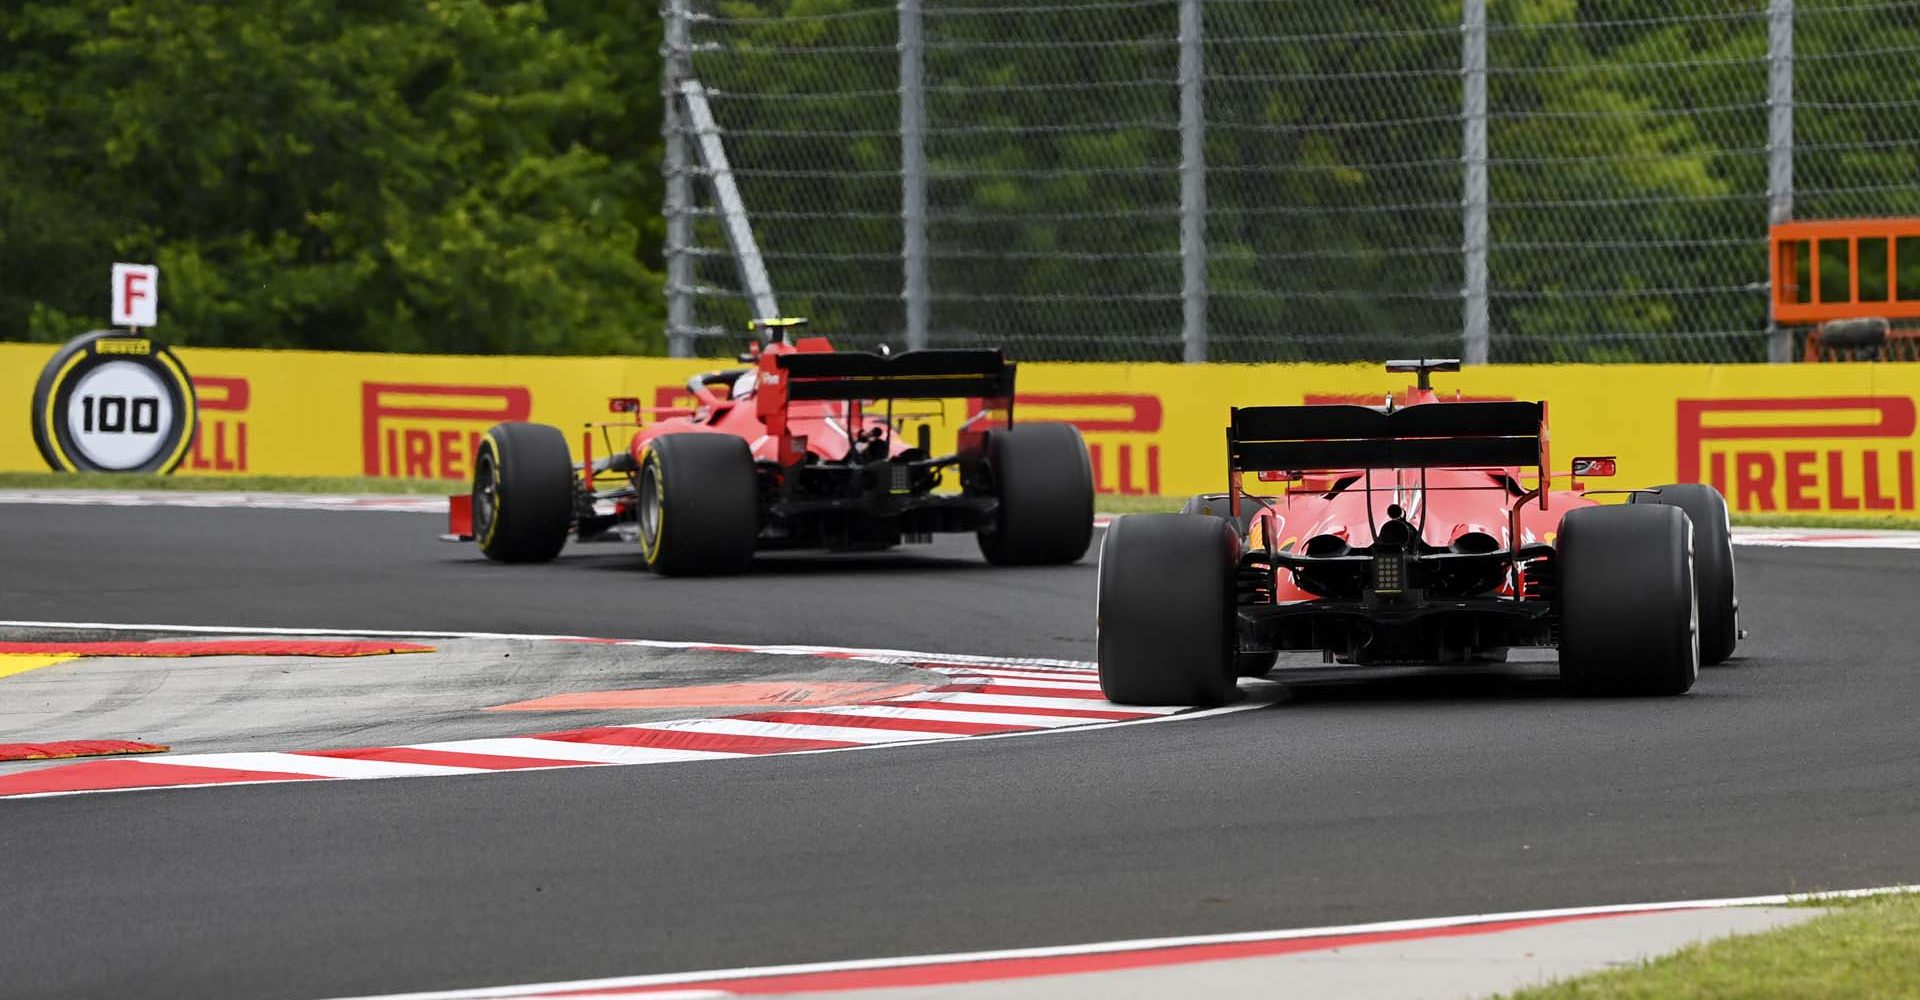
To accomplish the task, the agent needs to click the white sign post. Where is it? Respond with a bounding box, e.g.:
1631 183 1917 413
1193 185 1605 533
111 263 159 328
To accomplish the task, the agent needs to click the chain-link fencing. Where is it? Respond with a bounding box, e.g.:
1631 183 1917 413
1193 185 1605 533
664 0 1920 363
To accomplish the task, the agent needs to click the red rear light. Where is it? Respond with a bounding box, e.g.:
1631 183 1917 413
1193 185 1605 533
1256 470 1301 483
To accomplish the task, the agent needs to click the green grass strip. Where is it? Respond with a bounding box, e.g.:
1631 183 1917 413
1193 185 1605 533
1725 511 1920 530
1498 892 1920 999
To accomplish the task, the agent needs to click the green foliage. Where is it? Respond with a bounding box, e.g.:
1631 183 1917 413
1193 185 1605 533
0 0 663 354
4 1 1916 361
685 1 1920 363
1500 893 1920 999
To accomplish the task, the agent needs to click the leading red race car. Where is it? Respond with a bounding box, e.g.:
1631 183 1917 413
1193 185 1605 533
1097 359 1738 705
450 319 1094 574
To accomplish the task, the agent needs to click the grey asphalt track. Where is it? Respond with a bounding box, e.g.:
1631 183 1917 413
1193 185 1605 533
0 506 1089 658
2 502 1918 1000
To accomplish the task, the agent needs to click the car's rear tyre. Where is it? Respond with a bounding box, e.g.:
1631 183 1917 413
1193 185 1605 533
1097 514 1240 707
1557 504 1699 696
638 433 758 576
473 422 575 564
1633 483 1737 665
977 422 1095 566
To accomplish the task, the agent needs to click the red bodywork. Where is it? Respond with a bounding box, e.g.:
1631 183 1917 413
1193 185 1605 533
444 332 1022 549
1236 382 1604 603
625 336 997 466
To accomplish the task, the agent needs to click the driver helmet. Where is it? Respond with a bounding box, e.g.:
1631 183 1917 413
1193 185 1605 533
731 369 759 400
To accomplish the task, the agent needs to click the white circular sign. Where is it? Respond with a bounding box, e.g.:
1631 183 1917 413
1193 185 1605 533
64 360 176 471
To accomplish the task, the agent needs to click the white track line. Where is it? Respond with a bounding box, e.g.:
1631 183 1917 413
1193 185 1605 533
137 752 483 779
924 691 1178 714
956 673 1106 691
0 490 448 513
814 705 1095 728
316 884 1920 1000
0 620 1097 670
640 717 969 746
1731 525 1920 549
410 738 743 766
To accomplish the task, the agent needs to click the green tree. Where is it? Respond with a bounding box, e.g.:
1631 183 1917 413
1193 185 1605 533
0 0 664 354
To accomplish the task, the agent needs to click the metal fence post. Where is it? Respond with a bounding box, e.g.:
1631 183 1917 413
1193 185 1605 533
1178 0 1207 363
1460 0 1490 365
663 0 695 358
682 81 780 323
899 0 930 351
1767 0 1795 363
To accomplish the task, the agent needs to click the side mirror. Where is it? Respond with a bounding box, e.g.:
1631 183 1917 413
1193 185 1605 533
1571 456 1617 477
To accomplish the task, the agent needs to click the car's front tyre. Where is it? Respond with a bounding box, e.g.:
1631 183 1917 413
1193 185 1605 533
1633 483 1737 664
473 422 575 564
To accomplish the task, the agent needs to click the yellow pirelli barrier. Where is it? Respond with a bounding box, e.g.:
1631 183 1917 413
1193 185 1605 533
4 342 1919 515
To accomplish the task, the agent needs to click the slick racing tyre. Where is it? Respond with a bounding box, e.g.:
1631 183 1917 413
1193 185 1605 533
1633 483 1738 665
977 422 1095 566
473 422 575 564
1180 495 1278 677
1097 514 1240 707
637 433 758 576
1557 504 1699 697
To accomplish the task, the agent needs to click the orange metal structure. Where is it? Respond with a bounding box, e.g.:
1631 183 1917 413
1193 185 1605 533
1771 217 1920 324
1771 218 1920 361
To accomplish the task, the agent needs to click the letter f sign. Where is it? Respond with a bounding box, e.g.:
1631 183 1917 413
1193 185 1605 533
112 263 159 327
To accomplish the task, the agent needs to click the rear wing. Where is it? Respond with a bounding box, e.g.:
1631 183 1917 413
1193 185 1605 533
756 347 1017 462
1228 401 1546 473
1226 400 1551 520
760 348 1015 406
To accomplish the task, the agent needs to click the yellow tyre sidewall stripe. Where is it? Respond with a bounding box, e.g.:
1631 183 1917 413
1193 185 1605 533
642 448 666 565
480 429 506 550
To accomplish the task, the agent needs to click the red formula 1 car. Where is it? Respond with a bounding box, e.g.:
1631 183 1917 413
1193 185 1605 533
1097 360 1739 705
450 320 1094 575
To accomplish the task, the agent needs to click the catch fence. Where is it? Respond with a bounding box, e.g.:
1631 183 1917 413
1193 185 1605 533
663 0 1920 363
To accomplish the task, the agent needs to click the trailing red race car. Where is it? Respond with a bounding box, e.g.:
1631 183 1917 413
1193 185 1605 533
449 319 1094 575
1097 359 1738 705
